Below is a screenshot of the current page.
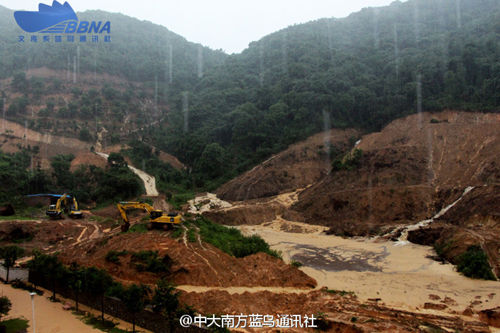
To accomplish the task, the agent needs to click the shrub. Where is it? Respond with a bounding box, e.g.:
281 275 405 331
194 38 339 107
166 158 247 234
290 260 303 267
194 216 282 260
131 250 171 273
456 246 496 280
187 229 197 242
105 250 128 264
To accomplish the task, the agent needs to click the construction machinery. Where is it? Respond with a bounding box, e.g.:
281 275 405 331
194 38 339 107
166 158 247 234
68 197 83 218
117 202 181 232
46 194 83 219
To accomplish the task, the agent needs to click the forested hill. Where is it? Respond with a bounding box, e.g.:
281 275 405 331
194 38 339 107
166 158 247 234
0 5 227 92
153 0 500 184
1 0 500 190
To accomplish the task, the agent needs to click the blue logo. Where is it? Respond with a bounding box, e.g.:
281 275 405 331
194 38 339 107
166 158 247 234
14 1 110 34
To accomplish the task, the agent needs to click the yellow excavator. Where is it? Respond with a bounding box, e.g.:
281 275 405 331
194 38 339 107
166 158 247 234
46 194 83 219
117 202 181 232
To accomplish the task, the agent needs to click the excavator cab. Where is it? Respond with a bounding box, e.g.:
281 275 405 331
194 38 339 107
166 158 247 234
150 210 162 220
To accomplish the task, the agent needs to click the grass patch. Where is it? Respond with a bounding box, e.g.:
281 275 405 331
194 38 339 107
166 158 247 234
193 216 282 259
105 250 128 264
434 240 455 257
456 245 497 280
171 227 183 238
0 215 37 221
187 228 196 242
131 250 171 273
91 200 115 211
169 192 195 210
125 223 148 233
323 289 355 296
290 259 303 267
10 279 43 295
2 317 29 333
80 313 127 332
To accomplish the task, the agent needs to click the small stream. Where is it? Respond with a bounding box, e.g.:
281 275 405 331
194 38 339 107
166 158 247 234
395 186 475 245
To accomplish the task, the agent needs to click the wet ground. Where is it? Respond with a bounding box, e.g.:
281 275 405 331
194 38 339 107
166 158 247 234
237 222 500 312
283 242 388 272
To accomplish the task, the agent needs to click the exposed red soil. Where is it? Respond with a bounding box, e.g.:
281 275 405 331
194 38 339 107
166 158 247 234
211 111 500 279
407 184 500 277
216 128 360 201
57 231 316 288
293 111 500 234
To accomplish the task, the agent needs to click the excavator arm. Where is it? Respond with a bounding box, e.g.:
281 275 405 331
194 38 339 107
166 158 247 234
69 198 83 218
46 193 68 219
116 202 155 232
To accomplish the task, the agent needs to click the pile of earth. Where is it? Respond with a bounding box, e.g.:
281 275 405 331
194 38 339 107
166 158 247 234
56 231 316 288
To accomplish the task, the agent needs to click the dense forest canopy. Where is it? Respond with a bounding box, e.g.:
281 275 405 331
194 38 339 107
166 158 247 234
0 0 499 192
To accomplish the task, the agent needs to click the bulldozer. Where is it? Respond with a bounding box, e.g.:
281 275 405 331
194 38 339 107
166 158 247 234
46 194 83 219
117 202 181 232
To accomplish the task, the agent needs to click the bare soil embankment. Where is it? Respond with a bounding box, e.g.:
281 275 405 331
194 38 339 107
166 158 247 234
216 128 359 202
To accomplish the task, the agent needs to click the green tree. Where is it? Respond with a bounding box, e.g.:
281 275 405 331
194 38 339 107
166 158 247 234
121 283 150 333
152 279 180 332
86 267 113 322
79 128 93 142
50 154 75 189
27 249 44 291
0 245 24 283
10 72 29 93
196 143 228 180
107 152 127 168
67 262 85 312
41 255 65 301
0 296 12 322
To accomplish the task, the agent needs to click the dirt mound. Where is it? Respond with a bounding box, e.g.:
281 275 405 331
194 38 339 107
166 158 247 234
57 232 317 288
70 152 109 171
216 128 359 202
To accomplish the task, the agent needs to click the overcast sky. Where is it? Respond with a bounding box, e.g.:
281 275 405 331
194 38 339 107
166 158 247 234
0 0 407 54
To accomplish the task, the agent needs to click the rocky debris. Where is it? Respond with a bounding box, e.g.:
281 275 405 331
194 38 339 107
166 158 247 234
188 193 232 214
479 307 500 328
441 297 458 306
428 294 441 301
0 203 15 216
463 307 475 316
423 303 448 310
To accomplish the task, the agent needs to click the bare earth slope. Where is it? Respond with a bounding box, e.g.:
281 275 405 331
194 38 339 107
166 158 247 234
292 111 500 233
216 128 360 201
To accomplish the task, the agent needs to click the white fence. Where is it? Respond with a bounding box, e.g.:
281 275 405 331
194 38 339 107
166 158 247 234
0 264 29 281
